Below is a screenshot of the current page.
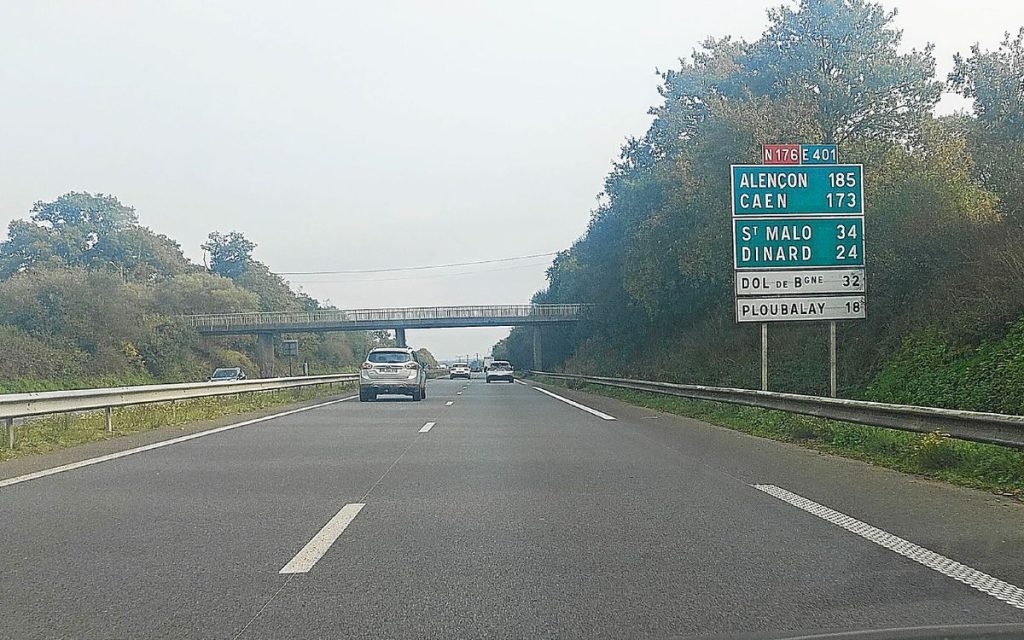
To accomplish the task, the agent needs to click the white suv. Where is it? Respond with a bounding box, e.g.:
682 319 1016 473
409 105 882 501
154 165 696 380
485 361 514 383
359 347 428 402
449 363 471 379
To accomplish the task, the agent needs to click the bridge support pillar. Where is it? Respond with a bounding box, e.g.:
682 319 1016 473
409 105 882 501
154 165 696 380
533 327 543 371
256 333 275 378
395 328 407 348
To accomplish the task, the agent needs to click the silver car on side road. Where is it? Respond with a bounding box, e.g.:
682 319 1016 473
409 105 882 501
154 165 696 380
359 347 428 402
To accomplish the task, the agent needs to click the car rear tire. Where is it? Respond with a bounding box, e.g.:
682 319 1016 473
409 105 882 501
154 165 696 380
411 388 422 401
421 385 427 399
359 389 370 402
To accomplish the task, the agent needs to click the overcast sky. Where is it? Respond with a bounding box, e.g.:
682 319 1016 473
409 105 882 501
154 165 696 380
1 1 1020 360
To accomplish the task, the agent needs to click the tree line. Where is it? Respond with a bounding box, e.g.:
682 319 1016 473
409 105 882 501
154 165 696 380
0 192 378 390
494 0 1024 413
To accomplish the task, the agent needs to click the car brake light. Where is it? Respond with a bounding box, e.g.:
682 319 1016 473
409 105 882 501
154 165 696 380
361 362 373 369
404 362 419 369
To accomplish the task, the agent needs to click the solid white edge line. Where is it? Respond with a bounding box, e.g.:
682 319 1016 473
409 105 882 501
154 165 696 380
531 385 616 420
0 396 358 489
419 421 435 433
279 502 365 574
753 484 1024 610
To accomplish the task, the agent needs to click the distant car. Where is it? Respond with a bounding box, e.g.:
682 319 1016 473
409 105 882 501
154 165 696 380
359 347 427 402
450 363 471 379
208 367 246 382
485 361 514 383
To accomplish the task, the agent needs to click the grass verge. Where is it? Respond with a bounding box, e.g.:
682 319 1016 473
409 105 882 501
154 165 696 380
534 375 1024 498
0 383 355 463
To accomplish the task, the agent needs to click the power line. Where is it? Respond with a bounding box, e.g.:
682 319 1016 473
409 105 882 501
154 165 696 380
284 259 553 284
277 251 558 276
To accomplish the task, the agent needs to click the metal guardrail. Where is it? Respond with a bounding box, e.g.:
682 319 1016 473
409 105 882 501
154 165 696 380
184 304 591 331
1 374 357 448
530 371 1024 449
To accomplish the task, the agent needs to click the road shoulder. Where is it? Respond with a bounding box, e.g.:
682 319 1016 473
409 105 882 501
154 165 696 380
0 394 353 482
522 377 1024 588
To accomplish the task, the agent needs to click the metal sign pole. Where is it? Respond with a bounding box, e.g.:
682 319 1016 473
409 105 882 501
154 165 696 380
761 322 768 391
829 321 838 398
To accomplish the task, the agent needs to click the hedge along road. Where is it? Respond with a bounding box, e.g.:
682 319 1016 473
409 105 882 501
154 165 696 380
0 375 1023 639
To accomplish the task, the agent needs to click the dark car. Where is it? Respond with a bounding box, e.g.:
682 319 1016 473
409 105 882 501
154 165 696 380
208 367 246 382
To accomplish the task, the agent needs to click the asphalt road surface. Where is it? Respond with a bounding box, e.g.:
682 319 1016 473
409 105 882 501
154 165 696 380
2 376 1024 639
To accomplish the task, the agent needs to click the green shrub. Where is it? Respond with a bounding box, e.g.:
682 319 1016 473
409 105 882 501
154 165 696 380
912 431 960 469
866 319 1024 414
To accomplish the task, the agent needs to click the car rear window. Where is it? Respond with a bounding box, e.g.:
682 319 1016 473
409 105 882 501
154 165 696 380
368 351 412 364
211 368 239 378
491 362 511 370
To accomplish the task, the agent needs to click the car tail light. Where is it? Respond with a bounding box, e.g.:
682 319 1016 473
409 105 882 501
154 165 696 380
404 362 420 369
361 362 373 369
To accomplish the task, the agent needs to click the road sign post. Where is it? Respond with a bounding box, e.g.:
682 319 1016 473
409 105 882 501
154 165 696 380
761 323 768 392
732 143 866 394
830 320 838 398
280 339 299 377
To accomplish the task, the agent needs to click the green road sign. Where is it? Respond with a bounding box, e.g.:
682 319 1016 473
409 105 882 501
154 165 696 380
734 217 864 269
731 164 863 215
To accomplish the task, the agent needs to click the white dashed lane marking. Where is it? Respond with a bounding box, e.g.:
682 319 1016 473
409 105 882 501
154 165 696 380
279 503 365 574
753 484 1024 610
419 422 435 433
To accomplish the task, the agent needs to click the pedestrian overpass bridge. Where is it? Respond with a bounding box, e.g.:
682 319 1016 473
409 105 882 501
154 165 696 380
184 304 589 376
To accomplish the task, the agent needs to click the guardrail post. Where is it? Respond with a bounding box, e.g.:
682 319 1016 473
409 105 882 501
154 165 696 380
105 407 113 433
6 417 13 449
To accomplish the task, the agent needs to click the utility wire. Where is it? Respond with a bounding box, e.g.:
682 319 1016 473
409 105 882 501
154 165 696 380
277 251 557 276
284 260 552 284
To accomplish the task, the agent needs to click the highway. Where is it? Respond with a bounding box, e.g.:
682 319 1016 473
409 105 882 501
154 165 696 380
2 376 1024 639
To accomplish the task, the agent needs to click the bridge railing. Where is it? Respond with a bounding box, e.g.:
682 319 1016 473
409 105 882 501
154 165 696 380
184 304 591 330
